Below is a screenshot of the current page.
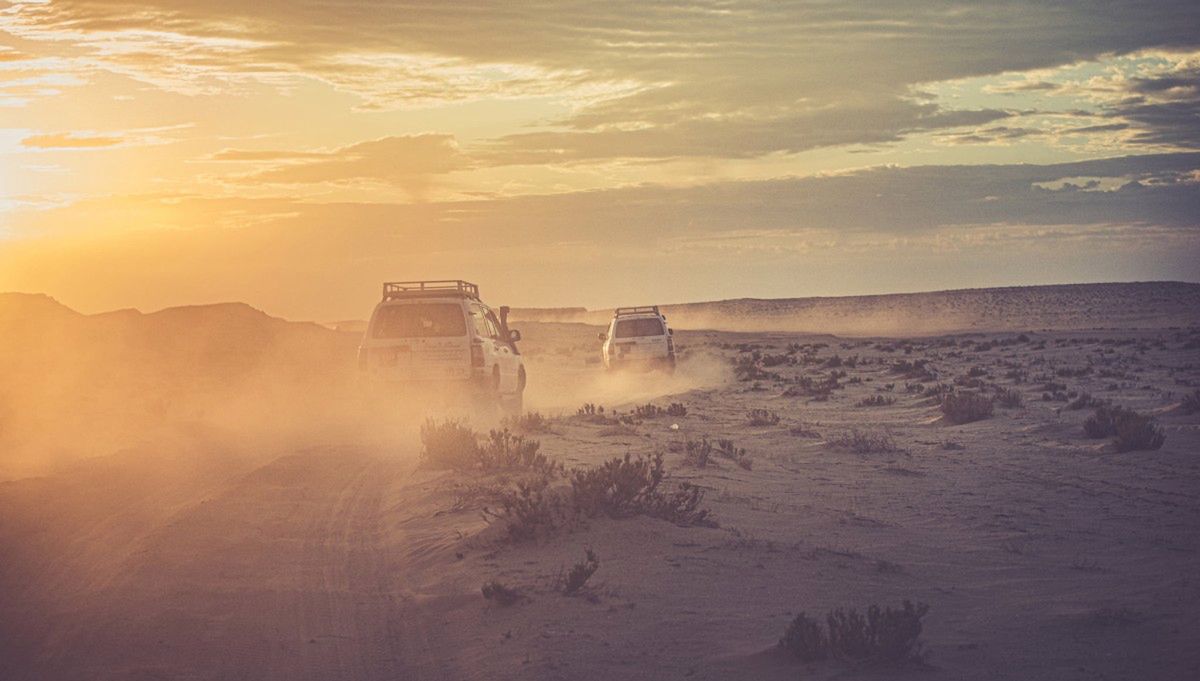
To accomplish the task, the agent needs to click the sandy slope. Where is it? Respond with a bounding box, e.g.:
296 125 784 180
2 295 1199 680
511 282 1200 335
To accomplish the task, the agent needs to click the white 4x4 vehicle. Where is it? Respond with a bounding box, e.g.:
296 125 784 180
599 306 676 373
358 280 526 413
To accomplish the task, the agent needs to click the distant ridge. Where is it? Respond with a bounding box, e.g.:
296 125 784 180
508 282 1200 335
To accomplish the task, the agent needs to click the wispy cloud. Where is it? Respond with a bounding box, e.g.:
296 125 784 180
21 132 125 149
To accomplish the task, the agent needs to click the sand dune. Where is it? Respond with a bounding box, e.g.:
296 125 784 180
1 289 1198 680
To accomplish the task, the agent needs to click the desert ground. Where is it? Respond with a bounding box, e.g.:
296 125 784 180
2 286 1199 680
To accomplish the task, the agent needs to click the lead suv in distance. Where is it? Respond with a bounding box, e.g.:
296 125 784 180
358 280 526 413
599 305 676 373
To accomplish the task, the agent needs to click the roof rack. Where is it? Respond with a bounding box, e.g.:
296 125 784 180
382 280 480 301
614 305 661 317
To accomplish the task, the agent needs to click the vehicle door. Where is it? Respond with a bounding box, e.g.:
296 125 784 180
469 304 504 389
484 307 520 392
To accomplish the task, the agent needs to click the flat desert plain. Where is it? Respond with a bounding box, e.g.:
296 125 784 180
2 287 1199 680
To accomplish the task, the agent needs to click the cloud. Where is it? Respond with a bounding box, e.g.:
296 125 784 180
5 1 1199 162
21 132 125 149
224 135 470 196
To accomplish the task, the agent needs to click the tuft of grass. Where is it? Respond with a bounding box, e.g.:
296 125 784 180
504 410 551 433
716 438 753 470
940 391 994 424
571 452 716 527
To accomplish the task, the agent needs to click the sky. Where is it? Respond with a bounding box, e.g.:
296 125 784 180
0 0 1198 320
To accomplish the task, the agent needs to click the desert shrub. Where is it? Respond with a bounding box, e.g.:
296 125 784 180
560 548 600 595
829 429 898 454
492 477 571 541
571 452 715 527
477 429 562 476
419 419 480 469
576 402 617 425
634 403 667 419
779 612 827 662
481 580 523 606
716 438 753 470
1083 406 1166 452
789 423 822 438
683 438 715 468
779 601 929 668
747 408 781 426
1181 389 1200 414
666 402 689 418
966 366 988 378
940 391 993 424
826 601 929 667
505 410 551 432
856 394 895 407
1068 392 1106 411
994 388 1023 408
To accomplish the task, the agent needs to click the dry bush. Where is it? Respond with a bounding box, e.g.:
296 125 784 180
559 548 600 595
747 408 781 426
994 387 1023 408
779 612 827 662
634 403 667 419
478 429 562 476
481 580 523 606
1181 389 1200 414
1083 405 1166 451
666 402 689 418
571 452 716 527
683 438 716 468
856 394 895 407
940 391 994 424
829 429 898 454
1068 392 1106 411
716 438 753 470
419 419 480 470
826 601 929 667
504 410 551 433
780 601 930 668
491 477 572 541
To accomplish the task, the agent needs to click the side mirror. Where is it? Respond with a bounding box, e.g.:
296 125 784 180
668 328 674 335
508 329 522 343
598 332 607 341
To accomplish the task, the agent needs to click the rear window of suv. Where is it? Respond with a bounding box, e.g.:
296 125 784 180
614 318 664 338
372 303 467 338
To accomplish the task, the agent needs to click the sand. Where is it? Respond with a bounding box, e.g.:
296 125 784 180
1 286 1198 680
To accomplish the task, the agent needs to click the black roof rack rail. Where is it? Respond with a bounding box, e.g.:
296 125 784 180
382 280 480 301
614 305 661 317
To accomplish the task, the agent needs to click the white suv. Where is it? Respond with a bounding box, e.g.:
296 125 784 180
599 306 676 373
358 280 526 413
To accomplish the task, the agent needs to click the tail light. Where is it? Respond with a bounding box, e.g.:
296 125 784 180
471 341 485 367
357 347 369 370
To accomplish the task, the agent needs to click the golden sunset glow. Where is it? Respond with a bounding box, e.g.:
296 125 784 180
1 1 1198 318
